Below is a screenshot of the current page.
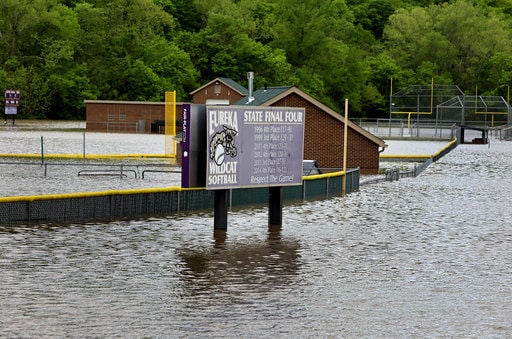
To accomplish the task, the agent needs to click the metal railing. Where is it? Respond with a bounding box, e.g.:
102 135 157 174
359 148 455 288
357 119 506 139
499 125 512 140
361 137 459 186
0 160 179 179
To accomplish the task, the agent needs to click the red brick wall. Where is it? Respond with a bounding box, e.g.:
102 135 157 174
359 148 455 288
192 83 244 104
86 102 183 134
272 94 380 174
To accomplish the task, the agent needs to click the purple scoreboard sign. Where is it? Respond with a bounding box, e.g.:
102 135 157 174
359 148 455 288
206 106 305 190
4 89 20 115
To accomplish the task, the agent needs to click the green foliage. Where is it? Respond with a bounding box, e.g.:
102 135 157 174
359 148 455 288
2 0 512 120
479 52 512 96
384 0 512 95
351 0 396 39
176 9 292 90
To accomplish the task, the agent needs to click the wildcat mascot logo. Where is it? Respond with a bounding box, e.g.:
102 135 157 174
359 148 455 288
209 125 238 166
207 109 239 187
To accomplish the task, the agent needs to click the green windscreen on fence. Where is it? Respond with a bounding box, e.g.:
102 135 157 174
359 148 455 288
0 169 359 225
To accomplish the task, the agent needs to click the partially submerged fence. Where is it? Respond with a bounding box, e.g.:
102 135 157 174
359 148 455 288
359 119 460 139
501 125 512 140
362 138 458 185
0 169 359 226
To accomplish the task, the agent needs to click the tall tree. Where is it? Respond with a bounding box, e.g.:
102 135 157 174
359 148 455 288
383 0 512 92
351 0 396 39
270 0 368 113
435 0 512 90
75 0 198 102
177 7 294 90
479 52 512 96
0 0 91 119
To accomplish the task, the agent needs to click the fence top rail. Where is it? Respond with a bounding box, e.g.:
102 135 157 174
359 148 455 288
0 168 360 202
0 160 179 167
0 186 184 203
0 153 174 160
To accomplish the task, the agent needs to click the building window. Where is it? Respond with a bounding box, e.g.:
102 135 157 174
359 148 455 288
214 82 221 95
108 113 114 121
119 113 126 120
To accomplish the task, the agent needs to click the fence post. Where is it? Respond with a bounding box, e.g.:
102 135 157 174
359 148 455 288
40 136 44 165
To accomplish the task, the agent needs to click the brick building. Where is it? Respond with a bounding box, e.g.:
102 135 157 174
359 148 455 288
85 78 246 133
84 78 385 173
234 86 386 174
85 100 181 133
190 77 248 105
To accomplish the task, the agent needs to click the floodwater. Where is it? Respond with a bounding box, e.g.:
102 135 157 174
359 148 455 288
1 128 512 337
0 129 449 197
0 129 179 196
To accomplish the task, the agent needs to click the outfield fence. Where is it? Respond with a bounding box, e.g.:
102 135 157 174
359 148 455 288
362 138 459 185
0 169 359 226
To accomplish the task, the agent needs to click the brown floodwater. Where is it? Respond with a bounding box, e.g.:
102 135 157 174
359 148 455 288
0 130 511 337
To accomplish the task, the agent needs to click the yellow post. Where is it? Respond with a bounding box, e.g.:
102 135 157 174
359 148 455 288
165 91 176 135
390 77 393 111
165 91 176 156
475 85 478 113
389 78 393 131
342 98 348 196
430 77 434 114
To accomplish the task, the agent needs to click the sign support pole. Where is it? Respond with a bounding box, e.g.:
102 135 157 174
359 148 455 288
214 189 229 230
269 186 282 226
342 99 348 196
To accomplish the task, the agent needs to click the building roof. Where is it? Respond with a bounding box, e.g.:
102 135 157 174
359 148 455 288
189 77 248 96
234 86 292 106
234 85 386 148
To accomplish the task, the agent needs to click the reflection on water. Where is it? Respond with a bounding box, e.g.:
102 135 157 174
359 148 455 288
1 140 512 337
180 226 301 293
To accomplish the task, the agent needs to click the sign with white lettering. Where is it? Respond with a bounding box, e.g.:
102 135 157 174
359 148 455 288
206 106 305 190
4 90 20 115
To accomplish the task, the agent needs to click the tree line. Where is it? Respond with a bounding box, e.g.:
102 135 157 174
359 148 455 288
1 0 511 120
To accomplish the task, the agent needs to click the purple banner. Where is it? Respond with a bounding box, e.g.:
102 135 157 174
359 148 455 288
206 106 305 190
181 104 191 188
181 104 207 188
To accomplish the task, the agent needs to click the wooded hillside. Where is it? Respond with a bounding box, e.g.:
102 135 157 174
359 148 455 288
1 0 511 119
